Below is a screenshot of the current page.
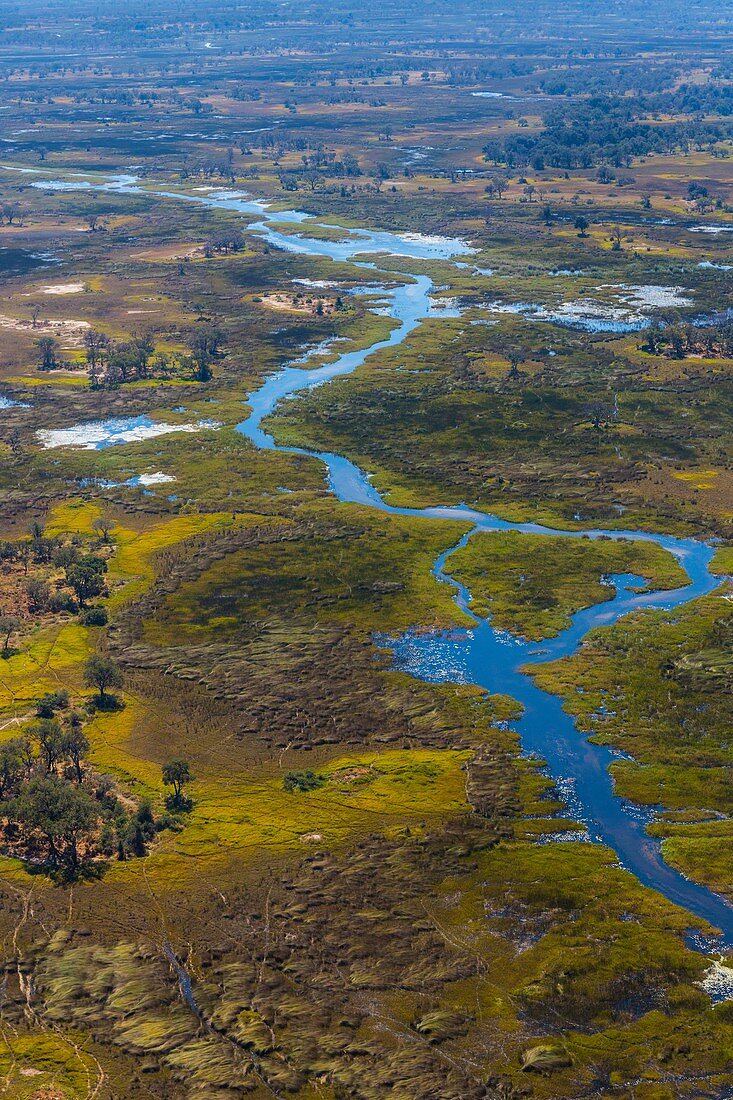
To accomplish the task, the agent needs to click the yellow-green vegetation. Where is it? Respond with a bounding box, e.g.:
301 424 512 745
0 503 255 722
131 748 472 888
446 529 688 638
0 1029 109 1099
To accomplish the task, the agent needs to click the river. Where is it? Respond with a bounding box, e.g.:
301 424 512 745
24 171 733 947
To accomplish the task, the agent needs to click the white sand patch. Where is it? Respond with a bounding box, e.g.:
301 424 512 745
41 282 85 295
0 313 90 346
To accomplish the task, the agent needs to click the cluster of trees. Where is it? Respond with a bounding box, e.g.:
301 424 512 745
685 181 725 214
277 157 362 193
84 331 156 386
283 769 325 792
639 83 733 120
0 675 146 875
203 229 246 256
0 667 194 877
641 319 733 360
0 515 196 875
482 95 733 171
37 327 224 384
83 327 222 386
0 523 113 659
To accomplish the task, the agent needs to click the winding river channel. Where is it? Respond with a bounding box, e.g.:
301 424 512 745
25 172 733 946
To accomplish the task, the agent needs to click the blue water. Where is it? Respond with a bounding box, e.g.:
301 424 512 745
0 394 30 410
28 170 733 945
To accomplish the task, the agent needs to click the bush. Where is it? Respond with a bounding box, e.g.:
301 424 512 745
80 606 108 626
283 769 326 793
48 591 78 614
36 689 70 718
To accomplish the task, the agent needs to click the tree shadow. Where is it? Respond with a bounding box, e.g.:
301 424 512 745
165 793 194 813
90 693 125 712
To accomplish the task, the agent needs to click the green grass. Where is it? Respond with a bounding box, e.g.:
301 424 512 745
446 529 688 638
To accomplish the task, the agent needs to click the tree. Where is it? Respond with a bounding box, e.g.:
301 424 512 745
83 656 123 704
585 399 614 431
186 326 222 383
36 336 59 371
130 333 154 378
162 759 192 808
574 216 589 238
84 330 110 387
491 174 508 199
1 203 20 226
66 562 105 606
35 719 65 773
11 776 98 871
641 324 662 355
0 615 20 657
62 723 90 784
24 577 50 613
91 516 114 545
0 739 28 799
507 352 525 380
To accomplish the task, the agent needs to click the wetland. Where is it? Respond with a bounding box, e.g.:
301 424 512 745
0 2 733 1097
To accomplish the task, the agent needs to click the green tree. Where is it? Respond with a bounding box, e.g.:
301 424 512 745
0 615 20 657
12 776 98 871
35 719 65 773
66 555 106 607
162 759 192 807
62 723 90 783
0 739 28 799
83 656 123 704
83 330 110 387
36 336 59 371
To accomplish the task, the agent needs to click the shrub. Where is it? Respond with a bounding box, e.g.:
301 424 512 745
36 689 70 718
80 606 108 626
283 769 326 793
48 591 78 614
